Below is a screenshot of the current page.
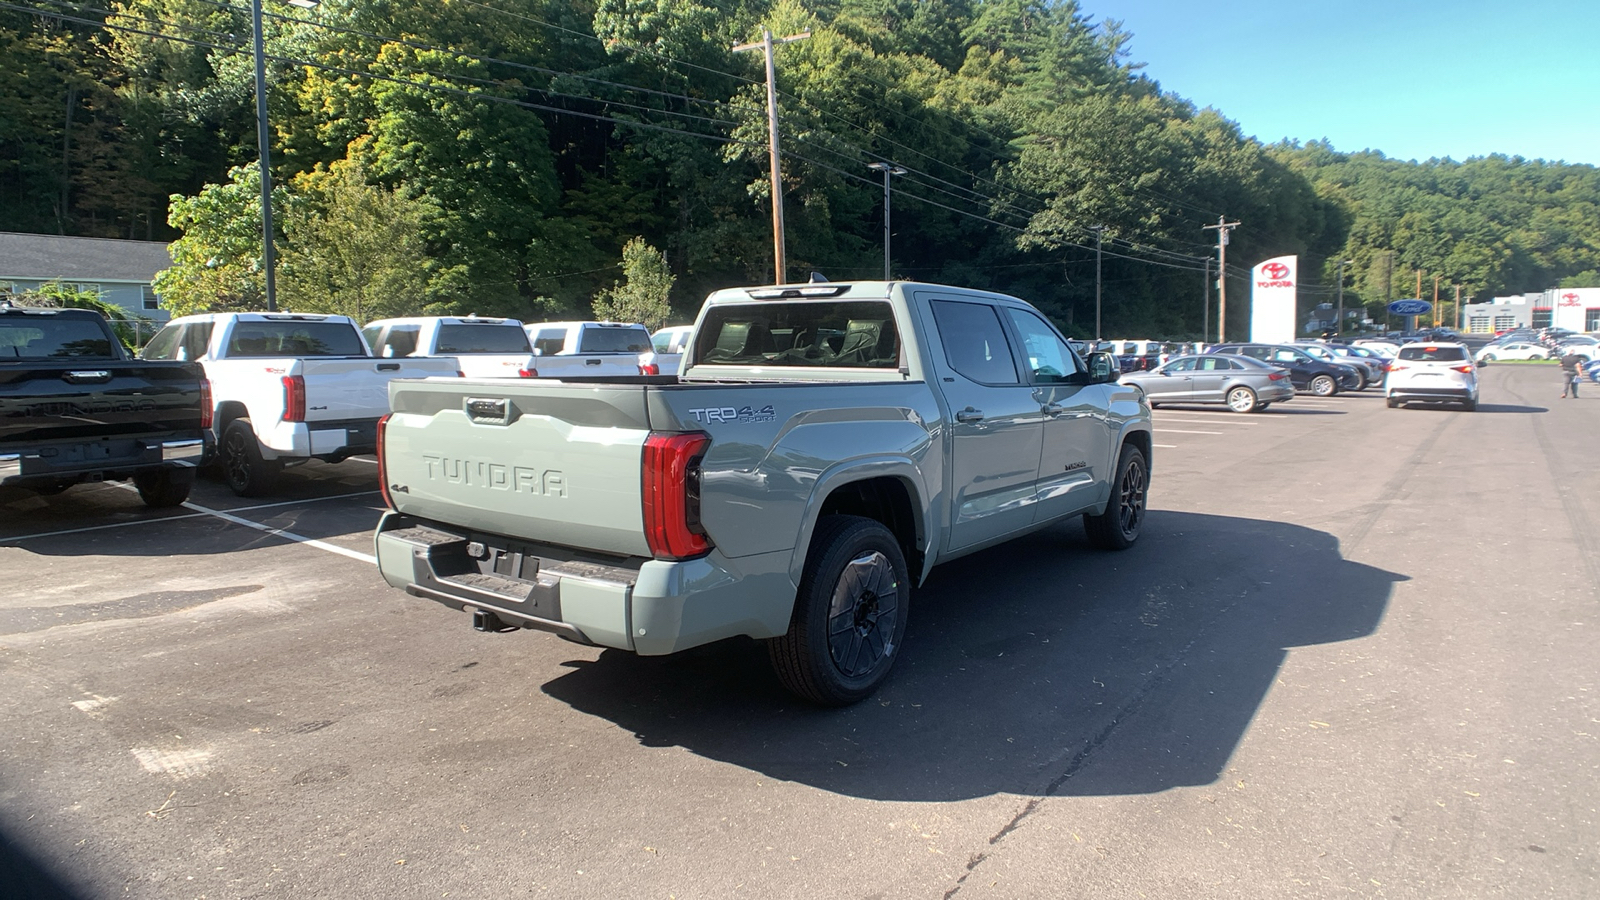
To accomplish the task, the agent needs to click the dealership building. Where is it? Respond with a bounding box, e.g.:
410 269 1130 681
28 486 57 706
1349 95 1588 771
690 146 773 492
1462 288 1600 334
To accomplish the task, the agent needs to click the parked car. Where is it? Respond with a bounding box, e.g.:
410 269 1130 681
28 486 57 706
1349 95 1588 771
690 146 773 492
1095 339 1177 373
1551 335 1599 361
362 316 539 378
140 312 458 495
1293 342 1382 389
1386 343 1479 410
1350 339 1401 358
1208 343 1362 396
524 321 657 377
373 280 1152 705
1475 341 1548 362
2 304 208 507
1120 354 1294 412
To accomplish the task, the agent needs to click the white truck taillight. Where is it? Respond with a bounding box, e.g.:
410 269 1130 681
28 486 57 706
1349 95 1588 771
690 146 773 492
518 367 538 377
199 379 213 429
641 432 712 559
639 362 660 376
282 375 306 422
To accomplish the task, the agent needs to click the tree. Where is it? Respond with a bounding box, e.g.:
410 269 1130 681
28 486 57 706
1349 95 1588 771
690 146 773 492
154 164 285 316
277 161 436 320
593 237 675 329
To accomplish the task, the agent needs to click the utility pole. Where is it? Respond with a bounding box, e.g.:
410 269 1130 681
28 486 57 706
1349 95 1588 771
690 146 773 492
1433 274 1441 328
1454 283 1462 331
1335 258 1350 336
251 0 277 311
1202 216 1239 341
1414 269 1423 333
733 27 810 285
1090 225 1105 340
866 162 906 280
1202 256 1210 344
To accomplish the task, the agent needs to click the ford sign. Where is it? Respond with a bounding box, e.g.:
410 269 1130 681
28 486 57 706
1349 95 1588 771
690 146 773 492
1387 299 1432 316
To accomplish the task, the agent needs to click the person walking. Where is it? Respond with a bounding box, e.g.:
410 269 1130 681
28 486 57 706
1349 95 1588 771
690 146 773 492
1559 351 1585 398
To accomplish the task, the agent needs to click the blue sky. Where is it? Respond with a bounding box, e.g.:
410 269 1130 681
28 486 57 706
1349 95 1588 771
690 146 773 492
1083 1 1600 166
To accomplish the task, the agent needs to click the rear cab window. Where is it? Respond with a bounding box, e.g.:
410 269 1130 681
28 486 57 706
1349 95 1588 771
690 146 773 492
577 325 652 354
226 321 367 357
436 323 530 354
929 300 1017 384
1397 345 1468 362
1 316 115 359
693 301 904 369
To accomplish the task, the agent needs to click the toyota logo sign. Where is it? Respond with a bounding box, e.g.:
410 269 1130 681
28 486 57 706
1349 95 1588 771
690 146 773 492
1262 262 1290 279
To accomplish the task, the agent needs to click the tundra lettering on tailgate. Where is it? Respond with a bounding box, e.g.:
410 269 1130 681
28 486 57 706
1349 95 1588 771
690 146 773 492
422 455 566 497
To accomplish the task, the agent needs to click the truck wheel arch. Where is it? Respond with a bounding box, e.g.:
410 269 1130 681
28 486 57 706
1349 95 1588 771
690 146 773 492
790 464 929 588
213 400 250 435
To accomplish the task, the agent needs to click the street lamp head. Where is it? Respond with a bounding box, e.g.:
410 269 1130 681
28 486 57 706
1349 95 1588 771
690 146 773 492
866 162 906 175
285 0 319 7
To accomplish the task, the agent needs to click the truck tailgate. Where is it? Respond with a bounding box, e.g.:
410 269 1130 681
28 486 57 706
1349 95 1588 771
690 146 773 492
0 362 205 445
297 357 458 421
384 379 654 557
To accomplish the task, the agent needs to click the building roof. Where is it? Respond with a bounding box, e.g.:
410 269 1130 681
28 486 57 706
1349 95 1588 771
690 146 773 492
0 231 173 283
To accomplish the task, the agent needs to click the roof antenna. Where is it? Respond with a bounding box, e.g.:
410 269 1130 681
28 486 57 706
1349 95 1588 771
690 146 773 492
809 271 829 283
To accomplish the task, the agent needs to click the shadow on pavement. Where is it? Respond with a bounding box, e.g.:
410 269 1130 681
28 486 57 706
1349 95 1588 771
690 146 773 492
0 823 84 900
542 511 1402 801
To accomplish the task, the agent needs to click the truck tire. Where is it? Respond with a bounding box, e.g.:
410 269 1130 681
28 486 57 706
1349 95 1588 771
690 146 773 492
133 468 193 508
768 515 911 706
1083 444 1148 551
220 419 279 497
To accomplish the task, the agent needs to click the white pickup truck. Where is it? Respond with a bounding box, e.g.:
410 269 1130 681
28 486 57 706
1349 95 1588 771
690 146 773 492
524 321 656 377
140 312 457 495
363 316 539 378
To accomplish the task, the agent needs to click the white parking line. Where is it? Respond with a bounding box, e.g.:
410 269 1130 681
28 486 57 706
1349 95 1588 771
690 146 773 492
1156 429 1224 435
185 502 377 565
4 491 382 560
1153 415 1263 425
1153 444 1178 449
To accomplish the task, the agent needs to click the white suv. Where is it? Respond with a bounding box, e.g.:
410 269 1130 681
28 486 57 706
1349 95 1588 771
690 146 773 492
1385 342 1479 411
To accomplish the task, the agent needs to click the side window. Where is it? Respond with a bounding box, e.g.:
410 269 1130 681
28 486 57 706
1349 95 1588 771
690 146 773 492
1003 308 1083 383
1242 347 1272 361
1165 357 1197 372
140 324 183 360
930 300 1019 385
379 325 420 357
182 322 213 361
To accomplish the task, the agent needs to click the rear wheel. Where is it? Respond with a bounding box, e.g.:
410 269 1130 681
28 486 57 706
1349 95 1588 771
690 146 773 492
1481 353 1497 362
768 515 911 706
1225 386 1257 413
1084 445 1148 551
220 419 279 497
1386 396 1401 408
1309 374 1337 397
1462 397 1478 411
133 468 193 508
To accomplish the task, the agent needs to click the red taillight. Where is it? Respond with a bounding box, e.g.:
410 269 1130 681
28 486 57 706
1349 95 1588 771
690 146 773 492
282 375 306 422
639 362 660 376
1389 364 1408 372
376 414 393 509
518 367 538 377
1268 371 1287 381
199 379 213 429
642 432 712 560
1451 364 1474 373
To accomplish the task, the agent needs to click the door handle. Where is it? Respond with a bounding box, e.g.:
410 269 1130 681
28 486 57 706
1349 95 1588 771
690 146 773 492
955 407 984 423
1043 402 1067 417
376 362 400 371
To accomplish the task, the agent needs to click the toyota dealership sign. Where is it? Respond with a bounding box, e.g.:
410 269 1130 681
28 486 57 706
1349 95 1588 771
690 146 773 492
1251 255 1298 342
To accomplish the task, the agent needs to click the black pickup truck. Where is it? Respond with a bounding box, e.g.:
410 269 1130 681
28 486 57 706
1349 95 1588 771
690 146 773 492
1 304 209 507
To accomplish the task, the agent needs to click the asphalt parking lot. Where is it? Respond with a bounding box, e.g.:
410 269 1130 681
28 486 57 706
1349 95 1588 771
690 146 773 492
2 363 1597 899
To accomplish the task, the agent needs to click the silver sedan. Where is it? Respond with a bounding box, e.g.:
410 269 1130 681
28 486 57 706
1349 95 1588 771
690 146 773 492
1121 354 1297 413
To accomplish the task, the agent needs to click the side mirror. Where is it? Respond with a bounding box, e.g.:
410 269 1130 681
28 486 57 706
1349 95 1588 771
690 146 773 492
1087 351 1119 384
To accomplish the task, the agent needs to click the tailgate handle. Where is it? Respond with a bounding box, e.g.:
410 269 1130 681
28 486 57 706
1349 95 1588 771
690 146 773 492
63 370 112 383
376 362 401 371
584 358 602 366
465 397 513 425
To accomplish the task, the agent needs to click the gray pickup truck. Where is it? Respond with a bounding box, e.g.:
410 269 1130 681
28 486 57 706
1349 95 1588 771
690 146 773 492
374 281 1153 704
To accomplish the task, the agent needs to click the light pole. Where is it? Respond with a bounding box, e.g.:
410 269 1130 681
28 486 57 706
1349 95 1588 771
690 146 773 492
251 0 318 312
1090 224 1105 340
1335 258 1350 335
866 161 906 281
